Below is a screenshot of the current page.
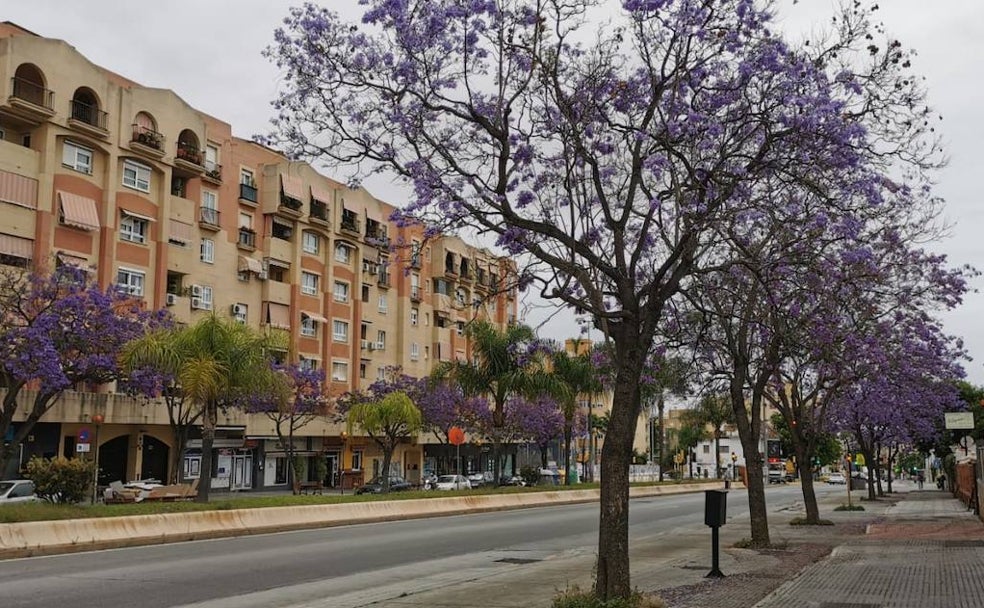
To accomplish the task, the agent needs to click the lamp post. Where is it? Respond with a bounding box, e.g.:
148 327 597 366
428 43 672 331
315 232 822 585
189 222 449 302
90 414 104 504
340 431 348 496
731 453 738 481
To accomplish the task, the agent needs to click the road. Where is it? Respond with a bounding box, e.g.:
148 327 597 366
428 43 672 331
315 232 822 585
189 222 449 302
0 484 820 608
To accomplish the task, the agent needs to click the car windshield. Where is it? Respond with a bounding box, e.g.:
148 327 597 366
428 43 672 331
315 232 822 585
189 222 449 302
0 482 13 494
438 476 458 483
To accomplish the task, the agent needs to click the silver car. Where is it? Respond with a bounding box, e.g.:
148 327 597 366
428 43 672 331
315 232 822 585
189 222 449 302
0 480 36 504
435 474 471 491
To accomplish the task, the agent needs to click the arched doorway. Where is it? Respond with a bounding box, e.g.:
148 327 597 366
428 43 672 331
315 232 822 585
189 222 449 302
140 436 170 483
98 435 129 486
12 63 48 107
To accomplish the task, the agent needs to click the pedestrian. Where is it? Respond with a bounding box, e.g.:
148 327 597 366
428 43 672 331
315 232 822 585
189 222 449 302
917 472 924 489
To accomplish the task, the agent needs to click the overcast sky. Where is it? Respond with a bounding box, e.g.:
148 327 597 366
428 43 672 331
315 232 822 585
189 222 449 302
8 1 984 383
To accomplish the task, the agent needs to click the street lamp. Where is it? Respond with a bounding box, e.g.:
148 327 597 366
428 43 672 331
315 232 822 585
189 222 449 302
731 453 737 481
340 431 348 496
90 414 104 504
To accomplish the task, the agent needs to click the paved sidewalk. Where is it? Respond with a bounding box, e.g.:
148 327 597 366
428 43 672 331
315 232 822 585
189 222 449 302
754 489 984 608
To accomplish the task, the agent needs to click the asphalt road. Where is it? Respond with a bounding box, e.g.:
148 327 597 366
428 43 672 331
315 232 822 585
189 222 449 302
0 484 817 608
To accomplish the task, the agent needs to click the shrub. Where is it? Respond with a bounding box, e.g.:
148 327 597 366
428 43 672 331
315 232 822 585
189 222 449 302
789 517 834 525
552 586 665 608
520 465 541 487
24 456 94 504
834 504 865 511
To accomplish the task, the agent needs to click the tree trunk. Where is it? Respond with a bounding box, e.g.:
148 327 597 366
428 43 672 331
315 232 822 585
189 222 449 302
540 446 548 468
381 440 394 493
594 364 641 602
196 401 217 503
741 435 770 546
862 452 876 501
564 423 572 486
657 396 665 482
169 425 190 484
794 440 820 523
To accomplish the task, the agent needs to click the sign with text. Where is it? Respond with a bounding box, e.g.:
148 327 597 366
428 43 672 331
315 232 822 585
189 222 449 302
76 443 91 453
945 412 974 430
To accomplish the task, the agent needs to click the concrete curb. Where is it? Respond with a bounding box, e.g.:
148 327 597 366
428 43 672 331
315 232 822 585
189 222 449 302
0 481 734 559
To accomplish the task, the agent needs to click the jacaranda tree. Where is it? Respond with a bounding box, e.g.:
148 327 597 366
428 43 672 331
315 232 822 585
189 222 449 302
266 0 944 598
0 266 168 478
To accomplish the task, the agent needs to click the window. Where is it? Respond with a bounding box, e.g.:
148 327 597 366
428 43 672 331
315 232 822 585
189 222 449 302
272 218 293 241
240 168 254 186
302 231 320 254
301 271 319 295
332 320 348 342
361 284 370 303
703 445 710 454
200 238 214 264
202 189 218 211
122 160 151 192
300 315 317 337
378 294 388 313
376 330 386 350
199 285 214 310
333 281 349 303
377 367 386 381
331 361 348 382
456 288 467 306
116 268 145 296
120 214 148 244
410 343 420 360
351 450 363 471
434 278 449 295
334 242 351 263
274 457 288 485
456 321 465 336
299 356 318 371
233 303 247 324
205 144 219 172
410 308 419 326
62 141 92 174
239 212 253 229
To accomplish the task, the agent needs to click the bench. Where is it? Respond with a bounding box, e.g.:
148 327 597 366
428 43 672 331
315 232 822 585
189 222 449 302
298 481 324 495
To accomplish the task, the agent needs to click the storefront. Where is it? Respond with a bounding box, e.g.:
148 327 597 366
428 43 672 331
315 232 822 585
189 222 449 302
184 426 255 491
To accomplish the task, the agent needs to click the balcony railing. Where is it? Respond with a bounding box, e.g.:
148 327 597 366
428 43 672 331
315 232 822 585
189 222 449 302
69 99 108 130
310 200 329 223
204 161 223 183
410 286 422 301
279 195 303 213
238 227 256 249
199 207 220 226
131 124 165 152
377 272 391 288
410 255 422 269
340 214 361 234
239 182 258 204
10 77 54 110
176 142 203 166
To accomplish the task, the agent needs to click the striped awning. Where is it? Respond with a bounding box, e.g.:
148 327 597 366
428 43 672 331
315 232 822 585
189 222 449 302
0 170 38 209
121 208 157 222
266 302 291 329
0 233 33 260
302 311 328 324
265 257 291 269
56 251 91 269
238 255 263 274
169 219 194 243
281 174 304 201
58 191 100 231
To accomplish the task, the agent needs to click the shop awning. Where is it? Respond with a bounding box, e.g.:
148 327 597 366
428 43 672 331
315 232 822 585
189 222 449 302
238 255 263 274
120 208 157 222
266 302 291 329
58 191 100 231
281 174 305 201
169 219 193 243
0 233 33 260
302 311 328 324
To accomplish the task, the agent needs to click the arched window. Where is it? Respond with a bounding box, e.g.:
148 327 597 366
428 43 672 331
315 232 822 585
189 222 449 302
12 63 51 108
176 129 202 165
131 112 163 151
70 87 106 129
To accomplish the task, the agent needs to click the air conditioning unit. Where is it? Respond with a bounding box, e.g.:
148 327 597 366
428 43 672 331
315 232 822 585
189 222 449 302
374 342 385 350
257 270 268 280
165 293 177 306
360 339 370 350
231 304 245 316
190 284 203 297
192 298 212 311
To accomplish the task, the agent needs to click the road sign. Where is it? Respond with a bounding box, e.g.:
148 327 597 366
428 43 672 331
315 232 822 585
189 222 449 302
76 442 91 453
77 428 91 442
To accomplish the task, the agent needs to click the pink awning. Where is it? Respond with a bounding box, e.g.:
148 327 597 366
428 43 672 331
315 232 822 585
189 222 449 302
266 302 291 330
0 170 38 209
169 219 194 243
281 174 305 201
310 186 332 204
58 191 100 231
302 311 328 324
238 256 263 274
0 233 33 260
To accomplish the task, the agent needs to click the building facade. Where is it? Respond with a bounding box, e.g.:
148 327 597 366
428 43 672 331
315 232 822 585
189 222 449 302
0 22 518 489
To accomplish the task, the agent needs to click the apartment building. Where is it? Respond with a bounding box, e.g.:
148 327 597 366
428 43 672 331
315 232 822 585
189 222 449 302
0 22 518 490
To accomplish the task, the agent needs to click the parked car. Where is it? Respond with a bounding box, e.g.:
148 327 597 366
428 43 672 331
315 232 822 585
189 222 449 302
499 475 525 487
767 468 786 484
467 472 486 488
826 472 847 485
355 476 413 494
434 474 472 491
0 480 36 504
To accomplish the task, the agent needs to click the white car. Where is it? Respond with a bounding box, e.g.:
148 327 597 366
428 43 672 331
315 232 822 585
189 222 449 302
827 472 847 485
0 480 37 504
435 475 472 491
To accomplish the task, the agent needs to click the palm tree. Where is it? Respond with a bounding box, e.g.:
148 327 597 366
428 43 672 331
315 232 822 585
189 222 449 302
122 314 283 502
551 348 603 485
433 320 554 483
346 391 423 493
641 356 690 481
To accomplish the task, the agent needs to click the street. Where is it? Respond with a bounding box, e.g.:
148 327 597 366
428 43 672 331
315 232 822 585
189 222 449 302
0 484 820 608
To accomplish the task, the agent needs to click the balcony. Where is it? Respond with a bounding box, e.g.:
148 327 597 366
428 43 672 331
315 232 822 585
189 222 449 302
409 255 422 270
203 161 223 185
130 124 165 158
238 227 256 250
410 286 422 302
309 200 330 226
67 99 109 138
278 194 304 218
5 77 55 122
199 207 220 231
377 272 391 289
340 213 361 236
239 182 258 206
175 142 205 174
